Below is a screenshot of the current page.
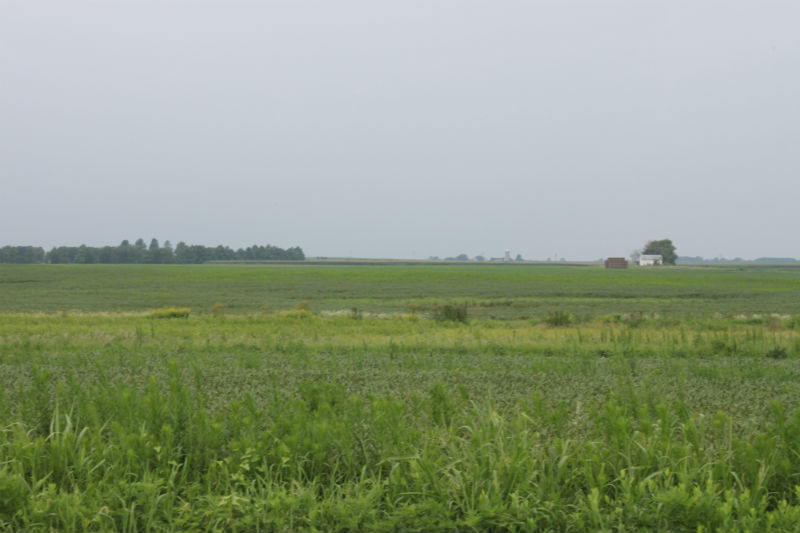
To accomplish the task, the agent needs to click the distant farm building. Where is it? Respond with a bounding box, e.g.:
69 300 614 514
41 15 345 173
604 257 628 269
639 254 663 266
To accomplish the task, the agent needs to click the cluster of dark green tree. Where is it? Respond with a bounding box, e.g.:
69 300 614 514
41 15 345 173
1 240 304 264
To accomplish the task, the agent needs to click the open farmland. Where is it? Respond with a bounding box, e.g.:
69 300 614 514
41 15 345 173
3 262 800 318
2 263 800 531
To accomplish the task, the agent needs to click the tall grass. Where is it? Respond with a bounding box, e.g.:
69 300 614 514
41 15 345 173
1 313 799 530
2 361 800 531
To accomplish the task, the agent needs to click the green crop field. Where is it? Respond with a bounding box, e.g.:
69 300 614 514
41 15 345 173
2 263 800 531
3 262 800 318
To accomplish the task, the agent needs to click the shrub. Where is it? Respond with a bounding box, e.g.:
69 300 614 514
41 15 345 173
543 310 574 327
433 304 468 323
766 346 788 359
349 307 363 320
148 307 191 319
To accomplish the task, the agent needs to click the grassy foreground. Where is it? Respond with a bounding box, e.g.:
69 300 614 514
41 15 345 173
2 264 800 531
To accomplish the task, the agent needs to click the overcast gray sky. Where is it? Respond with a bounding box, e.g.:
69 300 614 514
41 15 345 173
2 1 798 260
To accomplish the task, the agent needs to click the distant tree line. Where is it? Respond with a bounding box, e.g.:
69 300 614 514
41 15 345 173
0 246 46 264
0 239 305 264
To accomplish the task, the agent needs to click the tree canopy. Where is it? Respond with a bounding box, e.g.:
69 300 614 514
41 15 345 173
642 239 677 265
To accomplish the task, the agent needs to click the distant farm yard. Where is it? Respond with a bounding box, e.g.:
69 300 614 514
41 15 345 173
2 263 800 531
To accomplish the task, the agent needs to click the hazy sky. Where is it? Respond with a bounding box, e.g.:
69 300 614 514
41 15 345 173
3 2 799 260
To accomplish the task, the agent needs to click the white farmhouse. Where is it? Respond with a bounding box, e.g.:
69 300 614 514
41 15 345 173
639 254 663 266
